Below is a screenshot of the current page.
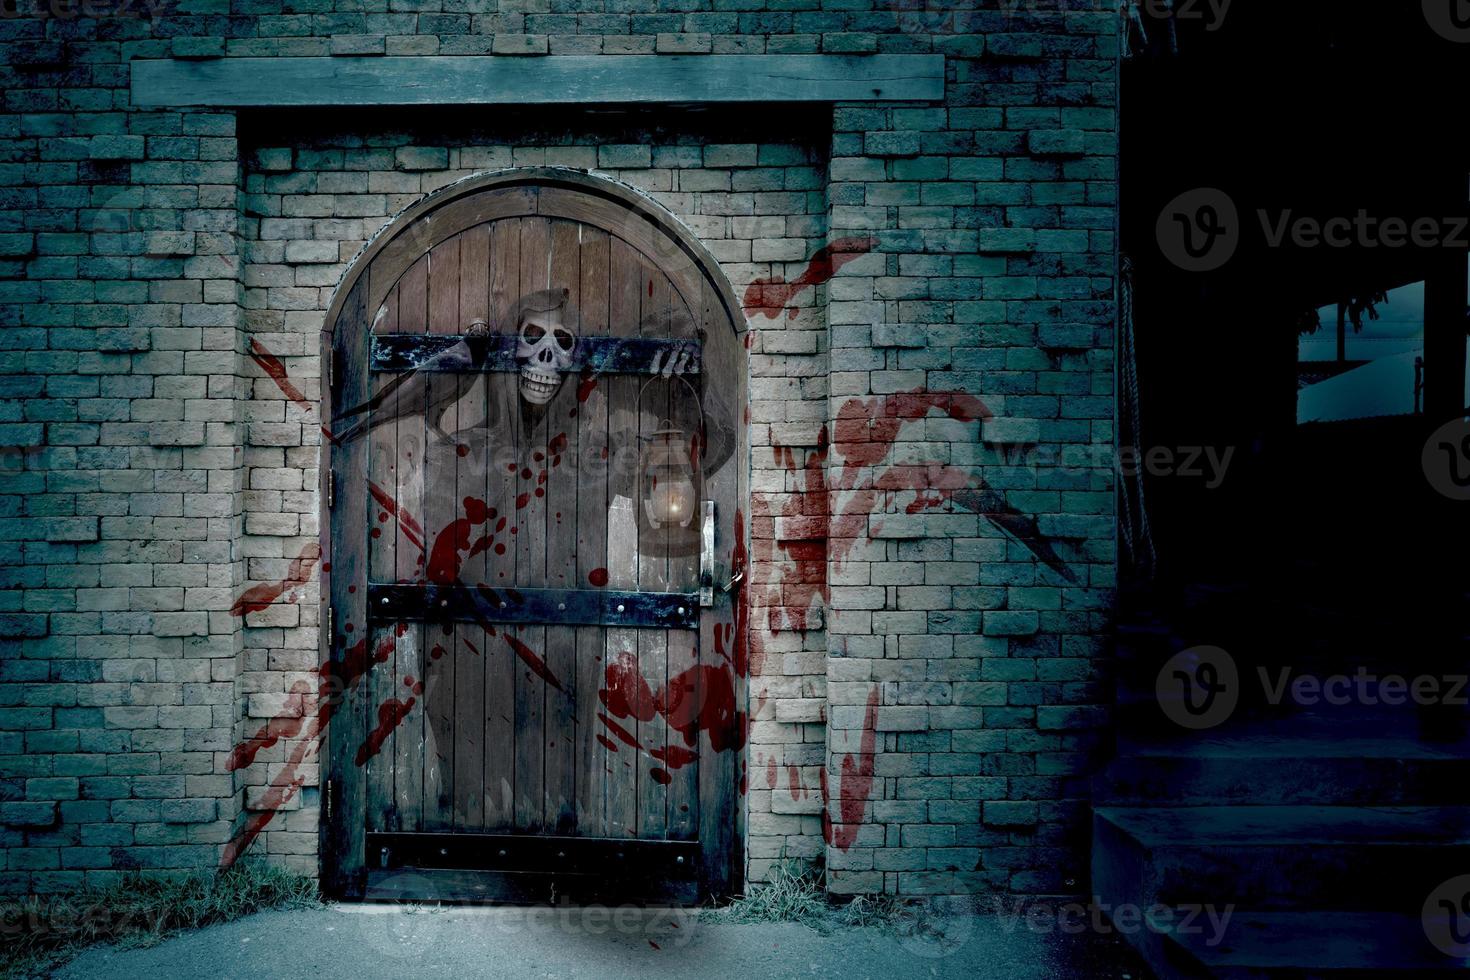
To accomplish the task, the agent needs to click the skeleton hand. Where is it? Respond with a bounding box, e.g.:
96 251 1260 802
653 343 696 378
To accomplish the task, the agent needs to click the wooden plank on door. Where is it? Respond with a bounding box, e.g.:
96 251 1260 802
513 215 550 834
393 255 429 833
482 217 520 832
697 273 742 895
666 288 701 841
603 237 642 839
637 263 671 841
543 219 580 834
422 235 460 831
365 278 400 834
454 226 490 831
323 277 371 896
573 225 610 837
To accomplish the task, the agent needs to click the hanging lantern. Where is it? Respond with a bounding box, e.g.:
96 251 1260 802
641 419 697 529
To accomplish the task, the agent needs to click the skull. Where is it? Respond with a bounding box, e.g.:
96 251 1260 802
516 303 576 405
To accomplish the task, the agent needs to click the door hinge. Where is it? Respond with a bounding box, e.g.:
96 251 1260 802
325 779 333 824
327 469 335 508
326 606 333 639
326 350 335 391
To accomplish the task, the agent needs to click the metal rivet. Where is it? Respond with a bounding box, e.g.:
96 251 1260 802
676 856 685 865
557 851 566 859
381 597 389 606
677 607 686 616
558 602 566 611
617 604 625 613
440 599 448 608
439 848 448 856
498 849 507 858
500 602 507 609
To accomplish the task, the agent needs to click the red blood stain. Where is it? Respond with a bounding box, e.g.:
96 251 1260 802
819 686 880 852
369 481 425 551
503 633 564 692
787 765 802 801
230 542 322 617
648 940 661 951
355 697 415 765
220 623 408 865
456 444 469 457
832 390 991 479
463 637 480 656
650 744 698 768
650 768 671 786
248 338 311 412
596 734 619 753
766 755 778 789
743 236 877 319
597 712 639 749
600 652 657 722
426 497 491 585
576 370 598 402
599 658 748 763
225 680 311 771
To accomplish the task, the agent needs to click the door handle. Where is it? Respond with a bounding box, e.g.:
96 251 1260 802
699 500 714 608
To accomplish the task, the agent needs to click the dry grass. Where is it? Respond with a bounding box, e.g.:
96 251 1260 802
702 859 908 934
0 861 321 979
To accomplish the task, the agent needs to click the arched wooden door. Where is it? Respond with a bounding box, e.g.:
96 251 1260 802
318 169 747 902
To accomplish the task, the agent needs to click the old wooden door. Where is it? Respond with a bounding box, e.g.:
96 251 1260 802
318 170 747 901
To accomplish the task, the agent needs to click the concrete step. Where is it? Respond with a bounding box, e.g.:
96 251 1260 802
1095 731 1470 806
1161 912 1470 979
1093 805 1470 912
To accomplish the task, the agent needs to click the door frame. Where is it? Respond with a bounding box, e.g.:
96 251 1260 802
316 168 750 901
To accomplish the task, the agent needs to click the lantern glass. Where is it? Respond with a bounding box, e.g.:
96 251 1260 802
642 422 697 529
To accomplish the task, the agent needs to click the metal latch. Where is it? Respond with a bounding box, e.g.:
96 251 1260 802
699 501 714 607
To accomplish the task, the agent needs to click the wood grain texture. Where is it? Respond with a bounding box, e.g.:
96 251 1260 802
132 55 945 107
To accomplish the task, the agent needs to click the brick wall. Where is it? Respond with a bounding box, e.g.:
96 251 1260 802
0 3 1119 899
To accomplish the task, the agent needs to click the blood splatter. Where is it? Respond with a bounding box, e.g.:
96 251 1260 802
743 236 877 319
230 542 322 617
576 370 598 403
820 686 879 851
649 768 671 785
503 633 564 692
600 652 657 721
426 496 492 585
355 697 416 765
248 338 311 412
225 680 311 771
369 481 425 551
